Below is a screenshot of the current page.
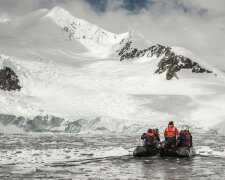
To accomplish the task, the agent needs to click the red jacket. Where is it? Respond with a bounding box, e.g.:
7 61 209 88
146 132 155 144
185 131 191 147
141 132 155 145
164 125 179 138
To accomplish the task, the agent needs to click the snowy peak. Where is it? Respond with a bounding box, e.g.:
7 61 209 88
27 7 219 79
0 6 219 80
40 6 126 45
42 6 75 25
120 30 153 49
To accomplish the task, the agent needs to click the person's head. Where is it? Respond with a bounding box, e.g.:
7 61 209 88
168 121 174 125
147 128 153 133
156 129 159 133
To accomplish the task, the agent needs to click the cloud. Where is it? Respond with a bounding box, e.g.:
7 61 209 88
0 0 224 69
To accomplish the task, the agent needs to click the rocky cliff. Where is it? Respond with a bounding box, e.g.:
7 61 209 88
0 67 21 91
118 42 213 80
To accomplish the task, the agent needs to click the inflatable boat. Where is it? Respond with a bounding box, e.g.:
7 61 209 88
133 146 158 157
160 144 196 158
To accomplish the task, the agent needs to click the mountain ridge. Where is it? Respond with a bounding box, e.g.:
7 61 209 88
0 6 225 133
118 43 215 80
0 6 222 80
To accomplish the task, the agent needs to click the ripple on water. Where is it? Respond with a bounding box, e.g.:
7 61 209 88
0 133 225 179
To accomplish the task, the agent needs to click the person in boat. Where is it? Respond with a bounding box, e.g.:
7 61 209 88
185 130 193 147
155 129 160 141
178 130 188 147
141 129 156 148
154 129 160 147
164 121 179 148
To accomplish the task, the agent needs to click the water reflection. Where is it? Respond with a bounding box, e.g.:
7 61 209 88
139 156 194 179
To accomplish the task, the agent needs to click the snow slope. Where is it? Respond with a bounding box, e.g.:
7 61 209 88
0 7 225 134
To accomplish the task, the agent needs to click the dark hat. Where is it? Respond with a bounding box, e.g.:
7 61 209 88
147 128 152 133
169 121 174 125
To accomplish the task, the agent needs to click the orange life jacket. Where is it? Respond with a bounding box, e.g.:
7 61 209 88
164 125 179 138
146 132 155 144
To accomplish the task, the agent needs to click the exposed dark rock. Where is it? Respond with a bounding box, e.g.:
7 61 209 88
62 25 75 41
118 42 213 80
154 51 212 80
118 44 171 61
0 67 21 91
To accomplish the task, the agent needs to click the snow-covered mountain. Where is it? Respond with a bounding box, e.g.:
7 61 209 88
0 7 225 134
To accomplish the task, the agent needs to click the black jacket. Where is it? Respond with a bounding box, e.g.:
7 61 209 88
141 133 155 146
178 133 188 147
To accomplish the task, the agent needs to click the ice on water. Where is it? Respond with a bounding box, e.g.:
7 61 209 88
0 133 225 179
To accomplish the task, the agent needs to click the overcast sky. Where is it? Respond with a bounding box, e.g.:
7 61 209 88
0 0 224 69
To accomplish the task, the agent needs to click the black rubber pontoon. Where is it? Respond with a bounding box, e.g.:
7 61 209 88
133 146 158 157
160 145 196 158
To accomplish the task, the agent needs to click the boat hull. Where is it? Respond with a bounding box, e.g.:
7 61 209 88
160 146 196 158
133 146 158 157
